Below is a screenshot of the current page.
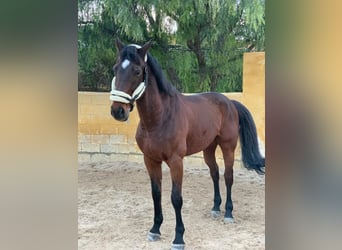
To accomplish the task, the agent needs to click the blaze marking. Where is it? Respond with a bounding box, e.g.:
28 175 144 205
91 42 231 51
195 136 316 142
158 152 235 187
121 59 130 69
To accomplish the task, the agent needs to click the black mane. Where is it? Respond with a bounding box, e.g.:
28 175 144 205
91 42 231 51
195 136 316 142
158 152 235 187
120 45 177 96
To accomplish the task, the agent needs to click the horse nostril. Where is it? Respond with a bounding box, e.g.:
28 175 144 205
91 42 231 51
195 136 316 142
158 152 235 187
111 106 126 121
111 107 116 117
118 106 124 116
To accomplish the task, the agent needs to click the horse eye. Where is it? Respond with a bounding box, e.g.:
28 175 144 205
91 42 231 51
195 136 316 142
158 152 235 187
133 67 142 76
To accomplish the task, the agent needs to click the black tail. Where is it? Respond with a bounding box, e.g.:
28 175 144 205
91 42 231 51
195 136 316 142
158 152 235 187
232 100 265 175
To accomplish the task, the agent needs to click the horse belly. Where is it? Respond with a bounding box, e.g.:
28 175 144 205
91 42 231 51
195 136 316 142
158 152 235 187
185 129 217 156
184 108 221 155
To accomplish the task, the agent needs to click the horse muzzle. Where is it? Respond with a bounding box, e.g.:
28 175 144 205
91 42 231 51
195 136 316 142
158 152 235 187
111 103 129 121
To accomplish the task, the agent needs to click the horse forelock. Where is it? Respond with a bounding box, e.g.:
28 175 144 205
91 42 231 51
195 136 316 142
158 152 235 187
119 46 141 65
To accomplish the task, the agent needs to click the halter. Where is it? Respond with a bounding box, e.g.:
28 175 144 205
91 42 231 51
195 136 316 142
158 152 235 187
110 44 148 112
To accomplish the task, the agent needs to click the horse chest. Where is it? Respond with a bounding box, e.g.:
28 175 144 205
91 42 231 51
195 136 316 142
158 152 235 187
136 132 181 161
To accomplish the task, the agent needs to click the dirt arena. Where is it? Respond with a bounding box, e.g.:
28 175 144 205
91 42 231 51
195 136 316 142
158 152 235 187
78 161 265 250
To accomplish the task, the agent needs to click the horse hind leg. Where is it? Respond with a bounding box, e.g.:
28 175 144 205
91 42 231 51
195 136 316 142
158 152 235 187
219 139 238 223
203 142 222 218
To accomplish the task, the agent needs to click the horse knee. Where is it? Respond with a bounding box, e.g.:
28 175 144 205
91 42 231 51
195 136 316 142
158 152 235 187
171 193 183 209
224 167 233 176
151 180 161 200
224 169 233 184
209 167 219 180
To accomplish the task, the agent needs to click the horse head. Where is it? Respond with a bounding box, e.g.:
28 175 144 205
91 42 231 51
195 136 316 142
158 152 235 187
110 38 152 121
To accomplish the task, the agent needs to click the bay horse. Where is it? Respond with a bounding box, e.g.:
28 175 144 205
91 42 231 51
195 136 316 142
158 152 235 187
110 39 265 250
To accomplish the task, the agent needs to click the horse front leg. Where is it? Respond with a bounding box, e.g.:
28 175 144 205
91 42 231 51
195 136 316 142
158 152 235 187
144 155 163 241
166 156 185 250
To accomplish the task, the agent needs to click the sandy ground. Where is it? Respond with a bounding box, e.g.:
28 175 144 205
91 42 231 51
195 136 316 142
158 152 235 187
78 161 265 250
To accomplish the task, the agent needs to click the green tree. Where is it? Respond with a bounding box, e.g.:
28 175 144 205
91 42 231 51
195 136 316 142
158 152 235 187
78 0 265 92
161 0 265 91
78 0 118 91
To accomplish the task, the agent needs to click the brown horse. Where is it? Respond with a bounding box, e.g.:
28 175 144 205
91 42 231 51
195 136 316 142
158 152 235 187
110 39 264 250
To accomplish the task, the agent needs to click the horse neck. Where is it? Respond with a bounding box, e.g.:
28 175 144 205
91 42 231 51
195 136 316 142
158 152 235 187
136 74 169 130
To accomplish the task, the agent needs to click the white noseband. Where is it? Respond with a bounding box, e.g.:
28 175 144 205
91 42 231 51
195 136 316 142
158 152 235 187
110 77 146 104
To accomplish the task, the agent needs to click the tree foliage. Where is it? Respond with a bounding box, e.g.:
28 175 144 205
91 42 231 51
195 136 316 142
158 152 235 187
78 0 264 92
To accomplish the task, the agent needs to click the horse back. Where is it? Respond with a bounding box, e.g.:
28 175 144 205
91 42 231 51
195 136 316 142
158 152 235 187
183 92 236 122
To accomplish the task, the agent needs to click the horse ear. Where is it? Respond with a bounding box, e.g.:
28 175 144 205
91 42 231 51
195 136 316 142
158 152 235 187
115 38 125 51
138 40 152 62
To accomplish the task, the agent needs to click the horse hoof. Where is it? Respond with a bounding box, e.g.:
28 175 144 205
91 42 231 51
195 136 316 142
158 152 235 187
171 243 185 250
224 217 235 224
147 232 161 241
211 210 221 218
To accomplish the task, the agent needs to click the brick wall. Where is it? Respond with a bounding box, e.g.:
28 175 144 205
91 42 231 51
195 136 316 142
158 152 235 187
78 52 265 167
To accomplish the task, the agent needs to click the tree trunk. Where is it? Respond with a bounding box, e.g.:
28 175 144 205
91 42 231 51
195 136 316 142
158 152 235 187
187 37 207 84
209 72 218 92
